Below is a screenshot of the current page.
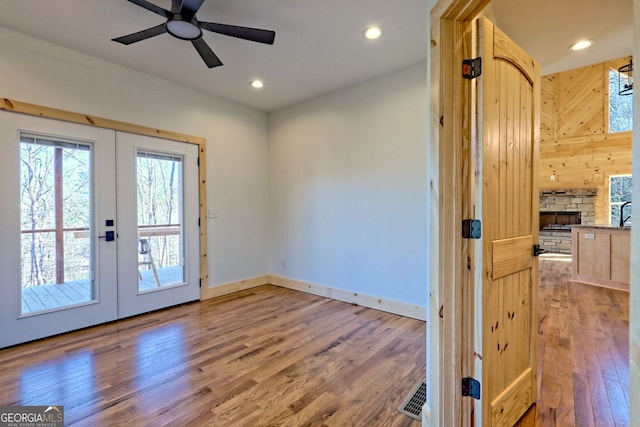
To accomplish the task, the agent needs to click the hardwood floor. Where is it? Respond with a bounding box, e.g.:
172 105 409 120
518 255 630 426
0 285 425 426
2 257 629 426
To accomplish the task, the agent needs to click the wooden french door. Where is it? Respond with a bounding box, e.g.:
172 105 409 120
469 17 541 426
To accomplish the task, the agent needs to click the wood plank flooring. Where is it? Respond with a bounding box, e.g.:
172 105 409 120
0 285 425 426
517 255 630 426
2 257 629 426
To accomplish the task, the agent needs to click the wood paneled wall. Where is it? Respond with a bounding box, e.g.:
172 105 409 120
540 57 633 222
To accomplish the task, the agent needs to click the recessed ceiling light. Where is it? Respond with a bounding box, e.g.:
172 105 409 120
363 26 382 40
250 80 264 89
569 40 593 51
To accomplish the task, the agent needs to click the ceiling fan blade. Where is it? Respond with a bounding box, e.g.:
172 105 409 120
126 0 170 18
112 24 167 45
200 22 275 44
180 0 205 16
191 38 223 68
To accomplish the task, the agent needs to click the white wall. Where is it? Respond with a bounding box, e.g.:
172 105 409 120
268 63 429 306
0 26 269 287
0 24 429 308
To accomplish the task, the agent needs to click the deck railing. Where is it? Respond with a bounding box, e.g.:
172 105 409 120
21 225 181 287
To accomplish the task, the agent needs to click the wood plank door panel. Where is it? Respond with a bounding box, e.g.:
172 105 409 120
492 235 533 280
475 16 540 427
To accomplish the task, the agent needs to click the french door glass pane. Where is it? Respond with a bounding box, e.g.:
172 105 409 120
137 151 185 291
20 135 93 314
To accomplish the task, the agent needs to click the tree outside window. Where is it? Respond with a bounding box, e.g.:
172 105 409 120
608 69 634 133
610 174 632 225
20 137 91 288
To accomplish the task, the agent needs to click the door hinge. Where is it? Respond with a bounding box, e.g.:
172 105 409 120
462 377 481 400
197 156 200 167
533 244 547 257
463 57 482 79
198 218 201 227
462 219 481 239
199 278 202 288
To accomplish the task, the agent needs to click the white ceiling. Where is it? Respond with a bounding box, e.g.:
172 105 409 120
488 0 633 76
0 0 633 112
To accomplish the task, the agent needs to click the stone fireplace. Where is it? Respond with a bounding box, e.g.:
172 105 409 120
540 211 581 231
539 189 597 254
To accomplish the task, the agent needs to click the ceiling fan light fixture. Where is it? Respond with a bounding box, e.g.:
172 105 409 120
166 17 202 40
363 26 382 40
568 39 593 51
250 80 264 89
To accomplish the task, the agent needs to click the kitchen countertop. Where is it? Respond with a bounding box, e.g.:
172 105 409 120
571 224 631 230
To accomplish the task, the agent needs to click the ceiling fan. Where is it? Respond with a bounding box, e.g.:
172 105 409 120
112 0 276 68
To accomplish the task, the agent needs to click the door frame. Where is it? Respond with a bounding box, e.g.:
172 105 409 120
427 0 489 425
427 1 640 426
0 98 209 301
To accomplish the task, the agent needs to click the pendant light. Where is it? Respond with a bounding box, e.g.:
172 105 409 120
618 57 633 96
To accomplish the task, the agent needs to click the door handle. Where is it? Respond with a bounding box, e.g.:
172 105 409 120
533 244 547 257
98 231 115 241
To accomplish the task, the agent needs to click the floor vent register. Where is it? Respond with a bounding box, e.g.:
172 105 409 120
397 381 426 420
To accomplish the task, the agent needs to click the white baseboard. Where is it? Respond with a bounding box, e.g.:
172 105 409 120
267 275 426 321
200 275 269 300
422 404 430 424
201 274 426 321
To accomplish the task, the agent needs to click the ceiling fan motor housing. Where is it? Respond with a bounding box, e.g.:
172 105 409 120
166 15 203 40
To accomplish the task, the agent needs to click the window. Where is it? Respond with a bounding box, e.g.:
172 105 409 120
610 174 632 225
608 69 634 133
20 134 93 313
136 151 185 289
